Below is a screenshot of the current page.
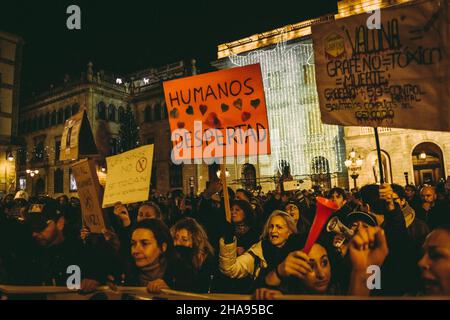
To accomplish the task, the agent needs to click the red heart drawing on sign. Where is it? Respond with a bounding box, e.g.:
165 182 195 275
204 112 222 128
199 104 208 116
241 111 251 122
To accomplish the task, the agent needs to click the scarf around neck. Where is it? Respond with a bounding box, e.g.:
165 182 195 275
138 256 167 286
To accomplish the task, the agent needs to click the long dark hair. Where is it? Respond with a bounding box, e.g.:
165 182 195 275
231 199 255 227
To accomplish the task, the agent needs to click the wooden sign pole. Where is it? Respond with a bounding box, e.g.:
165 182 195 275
220 160 231 223
374 127 385 184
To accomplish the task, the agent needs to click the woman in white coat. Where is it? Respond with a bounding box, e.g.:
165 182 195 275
219 210 298 283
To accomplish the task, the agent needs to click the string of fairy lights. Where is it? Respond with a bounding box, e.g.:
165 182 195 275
227 39 345 176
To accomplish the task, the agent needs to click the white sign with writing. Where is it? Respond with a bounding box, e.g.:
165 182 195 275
102 145 154 208
312 0 450 131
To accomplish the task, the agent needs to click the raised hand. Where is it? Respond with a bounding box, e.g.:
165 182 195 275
277 250 313 280
113 202 131 227
379 183 395 211
348 226 389 272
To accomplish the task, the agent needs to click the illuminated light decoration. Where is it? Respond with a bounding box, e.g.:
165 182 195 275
116 78 123 84
226 38 344 177
143 78 150 85
217 169 230 178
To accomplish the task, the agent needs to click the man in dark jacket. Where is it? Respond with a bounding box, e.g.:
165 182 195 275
358 184 420 295
391 184 430 261
20 200 107 292
417 186 449 230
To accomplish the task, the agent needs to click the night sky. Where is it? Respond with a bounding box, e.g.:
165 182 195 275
0 0 337 100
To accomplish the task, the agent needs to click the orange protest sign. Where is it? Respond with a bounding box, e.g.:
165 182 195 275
163 64 270 162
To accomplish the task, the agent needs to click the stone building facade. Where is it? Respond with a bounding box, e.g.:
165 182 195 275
344 127 450 187
0 30 23 197
18 61 197 197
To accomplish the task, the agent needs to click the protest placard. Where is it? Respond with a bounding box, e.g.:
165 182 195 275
163 63 271 162
71 158 106 233
60 109 98 161
312 0 450 131
102 144 154 208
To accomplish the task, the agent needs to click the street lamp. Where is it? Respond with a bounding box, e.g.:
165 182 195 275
7 151 14 162
26 169 39 177
26 169 40 196
344 148 364 189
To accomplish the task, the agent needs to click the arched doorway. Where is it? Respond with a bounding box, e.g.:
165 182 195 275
242 163 257 190
368 151 392 184
311 156 331 189
412 142 445 185
35 177 45 196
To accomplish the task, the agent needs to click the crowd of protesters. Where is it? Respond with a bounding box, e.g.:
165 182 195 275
1 178 450 299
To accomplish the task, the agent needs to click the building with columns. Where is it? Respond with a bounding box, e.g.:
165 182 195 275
18 60 197 197
210 0 450 192
0 30 23 198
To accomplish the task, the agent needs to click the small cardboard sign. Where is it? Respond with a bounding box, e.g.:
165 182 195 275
283 180 301 191
71 158 106 233
60 110 98 161
102 144 154 208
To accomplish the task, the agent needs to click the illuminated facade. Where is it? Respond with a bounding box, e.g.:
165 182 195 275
18 61 196 197
0 30 23 197
209 0 424 189
212 39 347 191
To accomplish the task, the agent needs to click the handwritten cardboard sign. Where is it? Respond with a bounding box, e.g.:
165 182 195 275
102 144 154 208
283 180 301 191
60 110 98 161
312 0 450 131
163 64 271 161
71 159 106 233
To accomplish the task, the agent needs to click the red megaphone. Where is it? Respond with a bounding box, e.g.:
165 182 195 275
303 197 339 254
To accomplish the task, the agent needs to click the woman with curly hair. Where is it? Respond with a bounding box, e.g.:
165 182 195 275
170 217 217 292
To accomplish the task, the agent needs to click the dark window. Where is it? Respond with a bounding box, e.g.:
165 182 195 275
154 104 162 121
51 111 57 126
97 102 106 120
36 178 46 196
45 113 51 128
20 121 26 134
108 104 116 122
57 109 64 124
72 103 80 115
144 106 153 123
109 138 118 155
163 103 168 119
118 106 125 122
64 106 71 120
33 117 38 131
38 115 45 130
54 168 64 193
169 164 183 188
19 147 27 166
55 139 61 163
33 141 45 162
26 119 32 132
